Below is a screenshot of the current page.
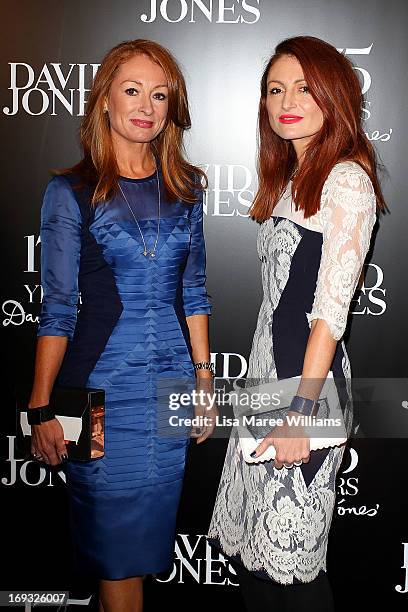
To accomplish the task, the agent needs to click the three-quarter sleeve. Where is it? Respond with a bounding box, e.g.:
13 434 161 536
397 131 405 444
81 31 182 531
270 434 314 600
37 176 82 339
307 164 377 341
182 190 212 317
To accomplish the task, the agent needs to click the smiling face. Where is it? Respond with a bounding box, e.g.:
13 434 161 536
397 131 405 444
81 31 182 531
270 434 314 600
106 53 169 147
265 54 324 159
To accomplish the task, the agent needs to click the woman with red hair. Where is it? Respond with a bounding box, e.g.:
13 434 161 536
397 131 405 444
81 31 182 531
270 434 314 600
28 40 213 611
209 36 386 610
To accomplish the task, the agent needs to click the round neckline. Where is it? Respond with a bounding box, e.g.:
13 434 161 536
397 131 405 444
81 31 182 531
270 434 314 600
119 169 159 183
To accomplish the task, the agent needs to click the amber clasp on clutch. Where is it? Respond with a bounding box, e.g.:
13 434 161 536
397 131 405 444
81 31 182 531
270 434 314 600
91 404 105 458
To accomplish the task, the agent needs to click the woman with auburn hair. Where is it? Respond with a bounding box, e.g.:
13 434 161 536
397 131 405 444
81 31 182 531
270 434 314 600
28 39 213 611
209 36 386 610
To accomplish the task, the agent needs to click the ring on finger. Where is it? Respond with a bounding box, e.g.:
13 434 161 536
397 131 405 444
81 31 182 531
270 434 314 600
294 460 303 467
284 462 294 469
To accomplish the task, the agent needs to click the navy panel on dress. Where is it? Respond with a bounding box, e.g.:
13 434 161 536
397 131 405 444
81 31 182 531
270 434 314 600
57 175 123 388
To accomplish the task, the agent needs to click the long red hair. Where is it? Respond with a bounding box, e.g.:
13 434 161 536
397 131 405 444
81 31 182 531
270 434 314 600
61 39 206 205
250 36 386 221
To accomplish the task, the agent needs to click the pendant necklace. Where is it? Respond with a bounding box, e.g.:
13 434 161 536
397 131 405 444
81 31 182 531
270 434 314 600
118 167 161 258
282 167 298 204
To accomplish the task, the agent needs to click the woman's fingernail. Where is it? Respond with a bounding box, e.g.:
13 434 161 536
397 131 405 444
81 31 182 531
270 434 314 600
250 450 257 458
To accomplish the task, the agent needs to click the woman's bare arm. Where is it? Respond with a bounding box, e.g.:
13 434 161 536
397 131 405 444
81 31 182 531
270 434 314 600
186 313 215 443
28 336 69 465
186 314 212 378
29 336 68 407
295 319 337 401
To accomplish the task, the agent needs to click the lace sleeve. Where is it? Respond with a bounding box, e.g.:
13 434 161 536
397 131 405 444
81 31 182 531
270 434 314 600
307 164 377 341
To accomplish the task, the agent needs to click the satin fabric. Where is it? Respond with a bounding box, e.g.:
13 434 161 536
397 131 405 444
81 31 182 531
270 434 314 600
38 172 211 579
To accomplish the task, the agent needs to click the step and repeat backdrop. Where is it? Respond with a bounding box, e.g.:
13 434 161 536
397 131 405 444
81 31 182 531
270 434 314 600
1 0 408 610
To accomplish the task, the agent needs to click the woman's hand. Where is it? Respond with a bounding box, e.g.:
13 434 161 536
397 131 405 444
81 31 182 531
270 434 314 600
31 418 68 466
192 375 218 444
251 411 311 469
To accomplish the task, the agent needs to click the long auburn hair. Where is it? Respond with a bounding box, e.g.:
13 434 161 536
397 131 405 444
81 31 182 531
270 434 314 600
250 36 386 221
61 39 206 205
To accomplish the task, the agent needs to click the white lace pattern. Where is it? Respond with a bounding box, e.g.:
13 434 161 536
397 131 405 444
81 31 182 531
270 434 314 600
305 162 377 340
208 161 376 584
246 218 302 381
209 431 346 584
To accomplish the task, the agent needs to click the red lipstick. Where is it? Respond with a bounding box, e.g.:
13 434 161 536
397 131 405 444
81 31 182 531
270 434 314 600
279 115 303 124
131 119 154 128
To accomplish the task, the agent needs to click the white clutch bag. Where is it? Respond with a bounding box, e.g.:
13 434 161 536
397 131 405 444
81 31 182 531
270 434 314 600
231 372 347 464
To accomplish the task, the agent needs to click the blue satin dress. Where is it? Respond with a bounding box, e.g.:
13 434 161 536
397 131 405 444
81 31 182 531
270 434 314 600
37 171 211 580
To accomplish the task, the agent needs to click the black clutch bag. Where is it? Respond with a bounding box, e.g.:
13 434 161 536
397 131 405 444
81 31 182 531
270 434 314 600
16 386 105 461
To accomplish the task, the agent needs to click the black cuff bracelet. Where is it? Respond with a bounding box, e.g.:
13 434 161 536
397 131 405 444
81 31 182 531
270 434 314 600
27 404 56 425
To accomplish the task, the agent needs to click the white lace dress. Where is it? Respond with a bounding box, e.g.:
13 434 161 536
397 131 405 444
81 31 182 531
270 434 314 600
208 161 377 584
